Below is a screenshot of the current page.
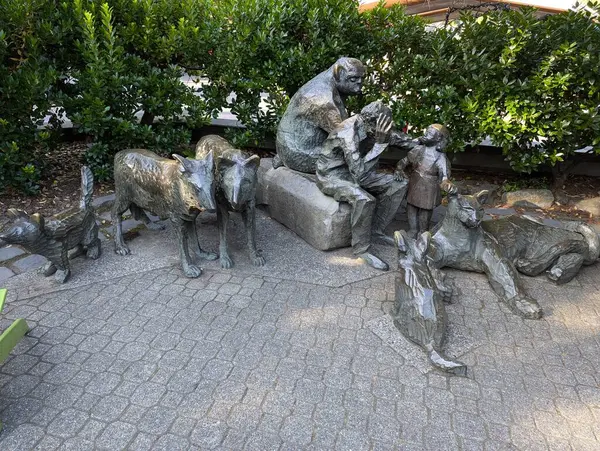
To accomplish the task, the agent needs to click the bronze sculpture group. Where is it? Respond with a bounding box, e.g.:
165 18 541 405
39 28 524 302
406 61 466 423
2 56 598 376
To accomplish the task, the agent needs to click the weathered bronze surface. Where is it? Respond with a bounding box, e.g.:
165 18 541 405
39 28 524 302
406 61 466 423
316 113 407 271
0 167 100 283
275 57 365 173
428 190 543 319
392 230 467 376
112 149 216 278
482 215 600 284
195 135 265 269
396 124 454 238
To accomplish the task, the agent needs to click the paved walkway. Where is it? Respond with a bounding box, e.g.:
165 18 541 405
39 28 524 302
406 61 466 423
0 208 599 450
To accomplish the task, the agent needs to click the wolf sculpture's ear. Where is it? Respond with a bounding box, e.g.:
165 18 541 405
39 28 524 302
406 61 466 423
333 62 342 81
202 150 214 171
475 190 489 206
31 213 45 230
173 154 193 173
243 154 260 171
414 231 431 261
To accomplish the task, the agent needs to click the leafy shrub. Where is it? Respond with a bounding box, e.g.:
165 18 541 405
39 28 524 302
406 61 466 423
59 0 212 180
0 0 60 193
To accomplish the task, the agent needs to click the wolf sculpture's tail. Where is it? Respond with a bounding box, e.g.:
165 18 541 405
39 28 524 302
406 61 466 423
80 166 94 210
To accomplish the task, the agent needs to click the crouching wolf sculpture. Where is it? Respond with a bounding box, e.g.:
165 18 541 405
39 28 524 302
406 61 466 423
195 135 265 269
112 149 216 278
393 230 467 376
0 166 100 283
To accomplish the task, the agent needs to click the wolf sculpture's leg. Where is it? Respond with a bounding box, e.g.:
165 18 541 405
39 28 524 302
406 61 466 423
83 220 101 260
54 248 71 283
130 204 166 231
186 221 217 263
480 239 542 319
112 196 131 255
217 203 233 269
546 253 584 285
516 240 587 276
175 220 201 278
242 201 265 266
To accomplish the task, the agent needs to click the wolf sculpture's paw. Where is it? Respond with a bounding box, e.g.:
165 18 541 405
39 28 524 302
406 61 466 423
40 262 57 277
199 251 218 261
115 245 130 256
183 264 202 278
54 269 71 284
87 240 101 260
511 296 543 320
252 254 266 266
220 255 234 269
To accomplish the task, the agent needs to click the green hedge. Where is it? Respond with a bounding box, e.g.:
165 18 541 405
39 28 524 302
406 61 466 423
1 0 598 193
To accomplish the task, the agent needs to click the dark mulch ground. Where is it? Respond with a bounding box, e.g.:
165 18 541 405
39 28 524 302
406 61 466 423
2 141 600 224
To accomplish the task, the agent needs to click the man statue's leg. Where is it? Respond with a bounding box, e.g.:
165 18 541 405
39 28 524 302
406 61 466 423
360 171 408 246
318 179 389 271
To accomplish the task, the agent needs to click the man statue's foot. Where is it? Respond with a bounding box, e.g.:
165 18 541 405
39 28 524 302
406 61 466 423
358 252 389 271
372 232 396 247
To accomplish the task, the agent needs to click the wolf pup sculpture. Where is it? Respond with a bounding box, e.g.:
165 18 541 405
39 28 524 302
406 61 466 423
195 135 265 268
393 230 467 376
0 166 100 283
112 149 216 278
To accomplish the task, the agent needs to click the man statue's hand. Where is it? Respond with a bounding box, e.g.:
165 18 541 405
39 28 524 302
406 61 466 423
375 113 392 144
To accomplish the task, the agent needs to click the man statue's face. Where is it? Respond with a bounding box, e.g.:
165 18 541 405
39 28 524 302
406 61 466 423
337 66 365 95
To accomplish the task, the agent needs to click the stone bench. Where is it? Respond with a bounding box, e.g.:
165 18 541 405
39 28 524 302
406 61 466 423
256 159 351 251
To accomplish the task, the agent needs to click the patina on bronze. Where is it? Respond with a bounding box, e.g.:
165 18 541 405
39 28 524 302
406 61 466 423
0 166 100 283
396 124 454 237
428 190 543 319
393 230 467 376
112 149 217 278
195 135 265 269
316 113 407 271
482 215 599 284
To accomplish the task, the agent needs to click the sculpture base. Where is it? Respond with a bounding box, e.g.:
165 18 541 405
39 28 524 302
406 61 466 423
257 159 351 251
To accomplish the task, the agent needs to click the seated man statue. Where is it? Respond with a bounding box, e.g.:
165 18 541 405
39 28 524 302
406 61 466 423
275 57 364 173
316 113 408 271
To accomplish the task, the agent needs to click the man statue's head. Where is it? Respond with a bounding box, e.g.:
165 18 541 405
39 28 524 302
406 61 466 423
332 57 366 96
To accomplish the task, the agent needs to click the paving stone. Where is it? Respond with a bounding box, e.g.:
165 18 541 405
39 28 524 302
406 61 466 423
0 266 16 283
10 254 48 273
96 421 137 449
0 246 25 263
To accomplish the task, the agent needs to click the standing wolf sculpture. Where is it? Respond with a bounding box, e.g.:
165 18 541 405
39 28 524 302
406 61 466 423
112 149 216 278
393 230 467 376
195 135 265 269
0 166 100 283
428 190 543 319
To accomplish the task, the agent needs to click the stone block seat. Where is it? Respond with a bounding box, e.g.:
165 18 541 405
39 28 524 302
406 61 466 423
256 158 351 251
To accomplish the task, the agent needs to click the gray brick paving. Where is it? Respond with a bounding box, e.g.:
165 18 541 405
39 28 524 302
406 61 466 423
0 222 599 449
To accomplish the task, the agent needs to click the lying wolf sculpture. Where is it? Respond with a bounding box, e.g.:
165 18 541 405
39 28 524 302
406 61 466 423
481 215 599 285
0 166 100 283
392 230 467 376
195 135 265 269
428 190 544 319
